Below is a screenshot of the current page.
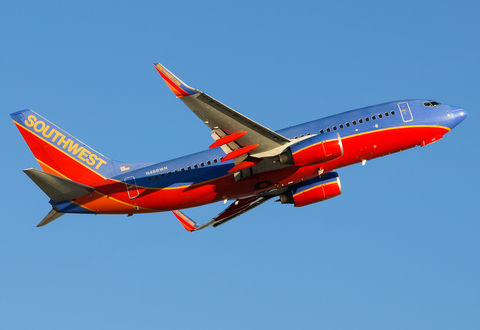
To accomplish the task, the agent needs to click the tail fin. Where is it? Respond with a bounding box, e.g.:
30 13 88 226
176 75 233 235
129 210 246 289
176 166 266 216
11 109 115 185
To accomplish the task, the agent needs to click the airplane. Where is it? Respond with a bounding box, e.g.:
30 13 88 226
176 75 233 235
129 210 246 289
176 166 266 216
10 63 468 231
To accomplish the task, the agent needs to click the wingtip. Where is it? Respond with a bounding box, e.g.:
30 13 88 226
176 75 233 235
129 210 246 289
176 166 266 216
172 210 199 232
153 62 199 97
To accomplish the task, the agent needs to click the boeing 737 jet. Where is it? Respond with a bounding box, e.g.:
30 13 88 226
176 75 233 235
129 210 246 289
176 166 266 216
11 63 468 231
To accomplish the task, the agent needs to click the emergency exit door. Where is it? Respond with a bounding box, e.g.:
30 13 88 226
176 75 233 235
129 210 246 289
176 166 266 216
124 176 140 199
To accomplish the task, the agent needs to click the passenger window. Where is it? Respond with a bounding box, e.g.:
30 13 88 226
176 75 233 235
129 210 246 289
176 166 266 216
207 160 211 165
174 170 178 174
181 168 185 172
200 162 205 167
378 114 383 119
391 110 396 115
385 112 389 117
306 133 311 136
319 129 324 134
167 171 172 176
161 173 165 178
213 159 218 164
358 119 363 124
333 126 337 131
187 166 191 170
300 134 304 137
346 122 350 127
352 120 357 126
365 117 370 122
339 124 344 129
326 128 331 133
148 177 152 182
155 175 159 180
194 164 198 169
372 115 376 120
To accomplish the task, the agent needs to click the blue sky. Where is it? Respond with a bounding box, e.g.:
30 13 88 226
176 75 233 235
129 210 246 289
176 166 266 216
1 0 479 329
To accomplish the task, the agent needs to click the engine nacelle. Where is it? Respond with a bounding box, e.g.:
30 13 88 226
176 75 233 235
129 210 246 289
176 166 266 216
279 132 343 166
280 172 342 207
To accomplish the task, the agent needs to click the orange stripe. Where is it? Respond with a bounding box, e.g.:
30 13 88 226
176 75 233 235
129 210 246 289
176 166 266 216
14 122 106 183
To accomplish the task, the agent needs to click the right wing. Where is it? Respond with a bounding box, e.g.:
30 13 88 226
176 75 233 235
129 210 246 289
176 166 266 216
153 63 291 159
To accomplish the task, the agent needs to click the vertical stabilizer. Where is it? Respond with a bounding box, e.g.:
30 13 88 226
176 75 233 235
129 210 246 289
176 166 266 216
11 109 115 185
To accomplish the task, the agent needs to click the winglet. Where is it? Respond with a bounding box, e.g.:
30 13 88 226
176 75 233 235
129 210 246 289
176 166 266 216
153 63 200 97
172 210 200 232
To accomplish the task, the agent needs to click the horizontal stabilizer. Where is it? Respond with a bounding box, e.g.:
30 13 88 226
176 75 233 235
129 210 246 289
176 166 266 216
37 208 65 227
24 168 95 203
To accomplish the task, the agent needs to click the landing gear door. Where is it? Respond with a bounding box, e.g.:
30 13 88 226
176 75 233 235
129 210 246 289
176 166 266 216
398 102 413 122
124 176 140 199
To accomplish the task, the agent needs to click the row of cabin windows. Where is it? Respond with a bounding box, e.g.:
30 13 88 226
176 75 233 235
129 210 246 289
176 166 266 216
147 157 223 182
317 110 396 135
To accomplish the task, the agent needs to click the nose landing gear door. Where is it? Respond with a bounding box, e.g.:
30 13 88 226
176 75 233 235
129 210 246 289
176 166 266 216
398 102 413 122
124 176 140 199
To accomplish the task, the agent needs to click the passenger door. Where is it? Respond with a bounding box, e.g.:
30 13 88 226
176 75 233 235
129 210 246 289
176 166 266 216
398 102 413 122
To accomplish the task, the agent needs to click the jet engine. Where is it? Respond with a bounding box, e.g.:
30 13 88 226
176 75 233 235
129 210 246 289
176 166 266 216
279 132 343 166
279 172 342 207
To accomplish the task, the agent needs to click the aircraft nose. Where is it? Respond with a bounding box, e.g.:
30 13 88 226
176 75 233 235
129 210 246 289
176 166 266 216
450 106 468 128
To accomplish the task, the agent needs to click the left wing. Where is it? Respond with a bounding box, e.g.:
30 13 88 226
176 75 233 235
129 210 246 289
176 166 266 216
153 63 292 162
172 195 274 232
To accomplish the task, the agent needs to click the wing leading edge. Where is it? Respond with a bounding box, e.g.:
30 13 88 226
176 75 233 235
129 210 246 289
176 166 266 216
153 63 291 158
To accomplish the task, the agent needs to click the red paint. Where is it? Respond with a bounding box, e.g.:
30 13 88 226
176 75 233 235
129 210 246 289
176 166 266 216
154 66 191 97
227 158 262 173
209 131 247 149
293 138 343 166
15 123 104 185
87 126 449 214
293 181 342 207
421 134 444 147
221 144 259 162
20 124 450 215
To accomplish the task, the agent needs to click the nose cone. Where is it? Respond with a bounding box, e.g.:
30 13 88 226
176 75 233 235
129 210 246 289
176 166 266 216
451 106 468 128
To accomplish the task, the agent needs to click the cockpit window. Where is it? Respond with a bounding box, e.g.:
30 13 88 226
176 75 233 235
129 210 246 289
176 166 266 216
423 101 440 107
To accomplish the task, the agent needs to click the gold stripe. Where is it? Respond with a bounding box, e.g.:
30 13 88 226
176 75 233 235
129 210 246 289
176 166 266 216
15 121 106 180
